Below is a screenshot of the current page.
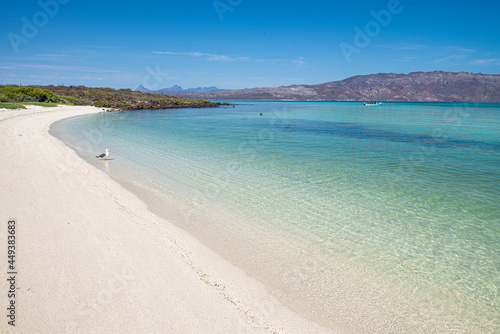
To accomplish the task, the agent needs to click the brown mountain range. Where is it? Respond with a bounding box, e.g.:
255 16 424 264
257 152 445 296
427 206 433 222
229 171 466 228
184 71 500 102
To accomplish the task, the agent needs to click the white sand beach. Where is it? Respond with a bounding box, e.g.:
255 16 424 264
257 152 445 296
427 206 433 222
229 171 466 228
0 106 333 333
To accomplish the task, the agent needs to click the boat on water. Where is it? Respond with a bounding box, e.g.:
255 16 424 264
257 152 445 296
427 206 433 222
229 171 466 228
363 101 383 106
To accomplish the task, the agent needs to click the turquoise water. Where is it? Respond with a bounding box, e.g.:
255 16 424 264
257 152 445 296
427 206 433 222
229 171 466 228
52 102 500 332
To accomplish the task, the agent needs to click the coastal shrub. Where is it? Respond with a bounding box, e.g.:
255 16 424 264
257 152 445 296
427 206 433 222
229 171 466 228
115 102 129 108
93 100 114 108
60 96 89 105
89 89 111 95
0 86 59 103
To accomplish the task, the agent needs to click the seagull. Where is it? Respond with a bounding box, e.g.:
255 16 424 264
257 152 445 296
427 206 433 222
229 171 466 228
96 148 111 159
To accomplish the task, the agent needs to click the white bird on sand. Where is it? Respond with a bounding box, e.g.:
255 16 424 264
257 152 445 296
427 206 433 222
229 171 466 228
96 148 111 159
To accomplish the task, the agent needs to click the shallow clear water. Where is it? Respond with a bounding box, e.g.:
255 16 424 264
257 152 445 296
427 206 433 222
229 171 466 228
52 102 500 332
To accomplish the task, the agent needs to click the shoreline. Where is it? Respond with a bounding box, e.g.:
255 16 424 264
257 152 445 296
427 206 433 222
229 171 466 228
45 103 499 333
0 106 332 333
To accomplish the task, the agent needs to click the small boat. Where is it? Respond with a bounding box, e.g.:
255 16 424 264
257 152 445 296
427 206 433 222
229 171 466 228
363 101 383 106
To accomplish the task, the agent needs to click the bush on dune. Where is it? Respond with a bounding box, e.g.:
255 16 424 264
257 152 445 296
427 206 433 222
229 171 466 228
0 86 60 103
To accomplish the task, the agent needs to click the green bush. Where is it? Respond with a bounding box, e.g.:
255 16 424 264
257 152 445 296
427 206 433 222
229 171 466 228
0 86 59 103
60 95 89 105
93 100 115 108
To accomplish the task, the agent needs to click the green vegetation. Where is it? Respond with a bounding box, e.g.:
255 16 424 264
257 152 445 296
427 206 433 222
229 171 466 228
0 102 27 109
24 102 62 107
0 86 59 103
0 102 62 109
0 85 228 111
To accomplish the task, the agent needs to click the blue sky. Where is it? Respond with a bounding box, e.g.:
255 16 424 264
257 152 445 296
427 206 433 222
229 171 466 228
1 0 499 89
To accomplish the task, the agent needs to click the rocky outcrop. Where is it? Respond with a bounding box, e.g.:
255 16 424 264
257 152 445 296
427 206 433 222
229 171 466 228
0 85 230 111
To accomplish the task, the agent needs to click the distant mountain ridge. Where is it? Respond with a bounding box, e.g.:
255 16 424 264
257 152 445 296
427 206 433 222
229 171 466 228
135 85 227 96
183 71 500 102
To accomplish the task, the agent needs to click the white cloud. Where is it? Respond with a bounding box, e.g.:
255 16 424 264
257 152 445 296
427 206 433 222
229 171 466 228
445 46 477 53
153 51 249 62
154 51 304 68
395 44 429 51
434 54 467 63
35 54 67 57
293 57 305 67
471 58 500 65
1 63 122 73
396 56 418 62
373 44 429 50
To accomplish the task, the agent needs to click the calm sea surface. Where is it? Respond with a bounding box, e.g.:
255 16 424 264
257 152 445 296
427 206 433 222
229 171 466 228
52 102 500 332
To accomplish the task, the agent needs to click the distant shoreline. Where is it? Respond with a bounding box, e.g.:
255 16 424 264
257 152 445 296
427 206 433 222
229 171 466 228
0 85 232 111
183 71 500 103
217 99 500 105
